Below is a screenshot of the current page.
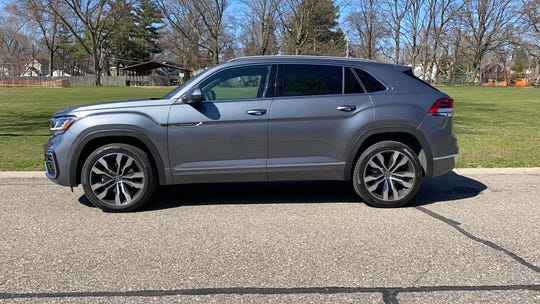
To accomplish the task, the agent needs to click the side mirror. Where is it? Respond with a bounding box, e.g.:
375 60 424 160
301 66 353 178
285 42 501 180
183 88 203 104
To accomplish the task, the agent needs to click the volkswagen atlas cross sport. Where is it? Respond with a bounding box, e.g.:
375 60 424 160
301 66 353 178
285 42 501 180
45 56 458 212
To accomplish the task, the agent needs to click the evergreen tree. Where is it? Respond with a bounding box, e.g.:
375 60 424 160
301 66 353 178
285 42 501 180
108 0 163 73
283 0 345 56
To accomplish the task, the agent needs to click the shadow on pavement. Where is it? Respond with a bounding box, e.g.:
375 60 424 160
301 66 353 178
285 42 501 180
78 171 487 211
411 171 487 207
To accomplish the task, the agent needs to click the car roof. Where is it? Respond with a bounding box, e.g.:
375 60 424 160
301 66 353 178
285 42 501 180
229 55 377 65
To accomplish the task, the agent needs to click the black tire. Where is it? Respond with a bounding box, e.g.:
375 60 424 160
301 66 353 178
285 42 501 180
353 141 422 208
81 143 157 212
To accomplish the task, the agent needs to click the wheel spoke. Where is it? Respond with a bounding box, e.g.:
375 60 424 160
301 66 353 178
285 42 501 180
390 155 409 173
97 158 115 176
115 153 123 174
393 171 415 179
123 180 144 189
91 167 113 178
375 153 387 171
91 178 114 191
367 178 384 192
368 159 384 172
123 172 144 180
389 178 400 200
364 173 384 182
114 183 122 205
382 179 389 200
120 182 133 203
387 151 400 172
95 181 116 200
121 157 134 175
392 176 413 189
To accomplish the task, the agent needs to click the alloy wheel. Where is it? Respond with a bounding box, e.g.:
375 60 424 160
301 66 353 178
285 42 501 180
362 150 416 202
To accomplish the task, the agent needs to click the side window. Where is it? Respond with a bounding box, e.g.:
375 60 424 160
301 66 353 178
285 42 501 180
354 68 386 92
282 64 342 96
200 65 271 101
344 67 365 94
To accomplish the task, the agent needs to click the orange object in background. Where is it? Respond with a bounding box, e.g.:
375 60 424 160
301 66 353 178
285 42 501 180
515 79 529 87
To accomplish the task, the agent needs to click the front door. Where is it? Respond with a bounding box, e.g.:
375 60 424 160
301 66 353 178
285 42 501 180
167 65 274 183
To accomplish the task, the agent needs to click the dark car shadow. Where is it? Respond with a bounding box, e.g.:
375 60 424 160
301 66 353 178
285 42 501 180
410 171 487 207
145 181 358 211
78 172 487 211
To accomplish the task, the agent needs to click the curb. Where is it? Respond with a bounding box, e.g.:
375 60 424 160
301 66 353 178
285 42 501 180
453 167 540 175
0 171 46 179
1 168 539 179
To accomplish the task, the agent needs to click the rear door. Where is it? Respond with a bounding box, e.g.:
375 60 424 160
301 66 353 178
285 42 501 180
267 64 374 181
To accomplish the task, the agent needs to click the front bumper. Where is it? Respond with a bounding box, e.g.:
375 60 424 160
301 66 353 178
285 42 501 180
44 150 58 179
44 132 76 187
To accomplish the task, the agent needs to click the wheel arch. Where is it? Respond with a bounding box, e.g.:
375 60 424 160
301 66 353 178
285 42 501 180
69 129 168 187
345 127 433 181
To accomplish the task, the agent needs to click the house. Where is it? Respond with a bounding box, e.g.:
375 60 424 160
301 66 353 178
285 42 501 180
20 59 43 77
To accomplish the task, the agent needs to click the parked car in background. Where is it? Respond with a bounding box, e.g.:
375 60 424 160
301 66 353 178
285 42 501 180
45 56 458 212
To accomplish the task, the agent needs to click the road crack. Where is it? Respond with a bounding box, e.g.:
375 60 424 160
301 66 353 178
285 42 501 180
415 206 540 273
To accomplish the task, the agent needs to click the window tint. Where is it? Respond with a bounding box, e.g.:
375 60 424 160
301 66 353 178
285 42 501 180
354 68 386 92
200 66 271 101
282 64 342 96
402 68 437 90
344 67 365 94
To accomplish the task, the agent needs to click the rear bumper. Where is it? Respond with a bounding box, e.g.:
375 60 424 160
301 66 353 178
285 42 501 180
431 152 459 177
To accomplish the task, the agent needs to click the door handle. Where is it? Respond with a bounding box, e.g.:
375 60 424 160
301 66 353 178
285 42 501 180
337 105 356 112
246 109 267 116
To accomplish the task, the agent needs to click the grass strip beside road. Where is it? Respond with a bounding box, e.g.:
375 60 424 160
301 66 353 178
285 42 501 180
0 86 539 171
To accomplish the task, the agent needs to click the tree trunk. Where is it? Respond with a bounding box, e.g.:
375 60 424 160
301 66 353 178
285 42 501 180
534 56 540 87
394 29 400 64
92 46 102 86
472 51 482 86
48 51 54 77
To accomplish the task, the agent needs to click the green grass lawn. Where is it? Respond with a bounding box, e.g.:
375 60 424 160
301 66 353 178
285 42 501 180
440 86 540 168
0 87 171 170
0 86 538 170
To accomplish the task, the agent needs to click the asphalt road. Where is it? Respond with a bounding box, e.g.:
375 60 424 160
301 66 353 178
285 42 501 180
0 170 539 303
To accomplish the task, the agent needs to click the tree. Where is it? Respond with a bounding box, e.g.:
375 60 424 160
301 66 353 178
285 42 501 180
520 0 540 85
462 0 517 84
346 0 387 60
8 0 62 76
0 9 36 77
239 0 280 56
382 0 411 64
280 0 345 56
158 0 229 68
48 0 132 86
403 0 461 82
107 0 163 73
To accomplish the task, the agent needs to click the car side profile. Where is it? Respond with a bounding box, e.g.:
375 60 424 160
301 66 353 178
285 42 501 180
45 56 458 212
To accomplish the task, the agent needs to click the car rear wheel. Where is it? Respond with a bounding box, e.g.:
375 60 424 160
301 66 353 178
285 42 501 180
353 141 422 207
81 143 156 212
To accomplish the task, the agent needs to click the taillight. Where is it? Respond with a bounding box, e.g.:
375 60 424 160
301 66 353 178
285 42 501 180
428 97 454 116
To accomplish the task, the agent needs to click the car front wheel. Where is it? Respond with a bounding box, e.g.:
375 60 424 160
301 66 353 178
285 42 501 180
353 141 422 207
81 143 156 212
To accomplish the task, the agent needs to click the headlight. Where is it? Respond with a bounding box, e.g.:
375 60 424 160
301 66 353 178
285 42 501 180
50 116 76 135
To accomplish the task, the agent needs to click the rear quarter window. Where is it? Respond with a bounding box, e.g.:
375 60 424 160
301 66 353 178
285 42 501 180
354 68 386 92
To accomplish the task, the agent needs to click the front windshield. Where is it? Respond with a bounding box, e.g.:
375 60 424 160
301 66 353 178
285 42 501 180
163 69 209 99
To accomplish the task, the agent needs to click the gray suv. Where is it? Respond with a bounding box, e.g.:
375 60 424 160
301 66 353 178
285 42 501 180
45 56 458 212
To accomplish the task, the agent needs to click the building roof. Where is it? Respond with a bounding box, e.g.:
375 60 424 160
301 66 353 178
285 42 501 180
122 61 191 73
